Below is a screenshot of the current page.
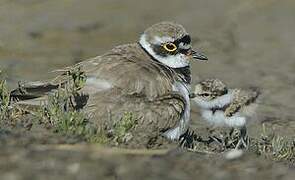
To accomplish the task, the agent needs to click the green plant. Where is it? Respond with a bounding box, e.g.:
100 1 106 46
113 112 138 143
37 68 103 142
0 71 10 120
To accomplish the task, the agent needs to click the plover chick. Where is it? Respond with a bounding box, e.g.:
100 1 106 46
192 79 260 149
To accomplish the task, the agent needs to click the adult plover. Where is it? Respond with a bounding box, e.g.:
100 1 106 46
11 22 208 145
192 79 260 149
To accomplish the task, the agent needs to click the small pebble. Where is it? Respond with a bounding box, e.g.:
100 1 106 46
224 149 244 160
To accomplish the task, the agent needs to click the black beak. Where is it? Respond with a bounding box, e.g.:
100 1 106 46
191 50 208 61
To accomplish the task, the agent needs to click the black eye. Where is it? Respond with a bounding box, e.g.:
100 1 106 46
202 93 210 97
163 43 177 52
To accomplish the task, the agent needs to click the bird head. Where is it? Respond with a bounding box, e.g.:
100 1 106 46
139 22 207 68
193 79 228 103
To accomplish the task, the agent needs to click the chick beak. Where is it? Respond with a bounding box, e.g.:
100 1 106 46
190 49 208 61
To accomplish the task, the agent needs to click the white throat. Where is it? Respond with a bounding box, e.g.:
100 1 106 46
139 34 189 68
193 90 234 109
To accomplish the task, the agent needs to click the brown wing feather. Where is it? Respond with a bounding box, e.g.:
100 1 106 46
10 44 186 136
80 44 186 142
10 81 59 101
85 87 185 146
76 44 177 99
225 88 260 117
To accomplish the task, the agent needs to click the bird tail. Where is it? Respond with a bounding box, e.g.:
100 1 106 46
9 81 61 108
11 82 59 100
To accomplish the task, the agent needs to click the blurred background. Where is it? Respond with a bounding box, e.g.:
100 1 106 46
1 0 295 135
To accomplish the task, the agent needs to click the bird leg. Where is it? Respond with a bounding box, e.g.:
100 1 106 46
179 129 198 149
234 126 249 150
207 127 228 150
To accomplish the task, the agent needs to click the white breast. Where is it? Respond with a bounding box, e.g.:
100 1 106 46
163 82 190 140
193 90 233 109
201 109 246 127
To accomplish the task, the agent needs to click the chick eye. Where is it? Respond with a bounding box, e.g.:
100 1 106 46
163 43 177 52
202 93 210 97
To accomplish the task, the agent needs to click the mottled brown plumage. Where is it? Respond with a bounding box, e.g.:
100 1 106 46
11 22 208 147
224 88 260 117
193 79 260 149
193 79 260 122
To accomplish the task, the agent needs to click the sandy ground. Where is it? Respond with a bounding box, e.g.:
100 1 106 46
1 0 295 179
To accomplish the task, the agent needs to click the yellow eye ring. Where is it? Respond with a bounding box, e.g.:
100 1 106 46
163 43 177 52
